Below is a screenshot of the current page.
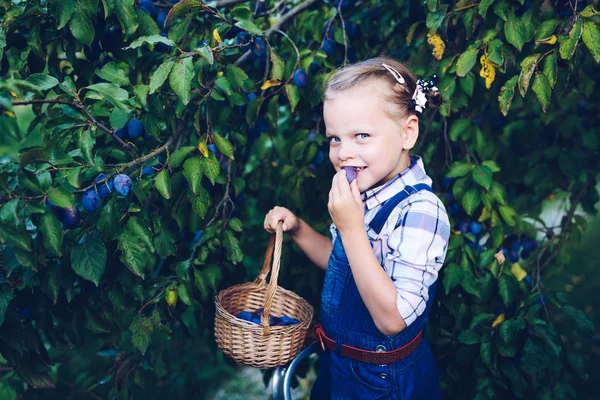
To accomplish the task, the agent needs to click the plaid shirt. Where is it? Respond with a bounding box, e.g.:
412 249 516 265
330 156 451 327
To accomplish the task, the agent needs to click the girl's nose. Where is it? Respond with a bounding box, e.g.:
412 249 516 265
337 142 356 161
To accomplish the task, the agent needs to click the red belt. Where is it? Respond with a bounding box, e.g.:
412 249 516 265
313 323 423 364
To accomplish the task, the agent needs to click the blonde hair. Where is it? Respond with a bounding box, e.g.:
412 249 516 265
322 57 442 120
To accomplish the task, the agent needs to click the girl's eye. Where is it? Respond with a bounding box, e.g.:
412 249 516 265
357 133 370 139
328 136 340 143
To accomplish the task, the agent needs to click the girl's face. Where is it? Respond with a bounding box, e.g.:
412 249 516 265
324 79 419 193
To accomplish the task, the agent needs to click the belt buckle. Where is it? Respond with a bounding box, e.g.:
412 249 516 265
314 323 326 352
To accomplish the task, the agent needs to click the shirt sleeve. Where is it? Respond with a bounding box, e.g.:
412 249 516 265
329 222 338 243
384 194 451 327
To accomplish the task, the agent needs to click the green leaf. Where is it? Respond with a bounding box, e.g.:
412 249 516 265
535 19 560 41
543 52 558 88
130 314 153 354
270 51 285 81
213 132 234 160
499 318 526 343
215 76 233 96
183 157 202 195
562 306 595 335
481 160 500 173
518 53 541 97
47 187 75 209
235 20 262 35
498 274 517 305
40 212 63 256
133 84 149 110
442 263 464 294
531 73 551 112
113 0 139 39
228 218 243 232
486 39 504 66
50 0 75 30
231 3 252 20
97 198 120 241
169 56 194 105
200 153 220 185
582 21 600 63
169 146 196 168
580 5 599 17
456 46 479 77
78 129 95 166
197 44 214 65
285 84 300 113
462 188 481 215
118 232 148 278
69 0 99 45
449 118 471 141
26 74 59 91
0 225 32 251
472 165 493 191
478 0 495 18
498 204 516 226
153 221 176 258
505 14 526 51
426 11 445 31
178 283 193 305
559 19 583 60
0 27 5 63
226 64 249 89
86 83 132 112
124 34 176 50
0 285 14 326
498 75 518 116
190 186 210 218
127 216 155 253
447 161 473 178
164 0 204 28
71 235 106 286
155 169 171 199
223 230 243 264
534 324 562 357
94 61 130 86
458 329 480 345
136 7 161 36
149 60 175 94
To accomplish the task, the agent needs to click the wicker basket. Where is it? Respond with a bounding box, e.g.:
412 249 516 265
214 221 314 369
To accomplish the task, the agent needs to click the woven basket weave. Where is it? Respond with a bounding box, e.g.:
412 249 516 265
214 221 314 369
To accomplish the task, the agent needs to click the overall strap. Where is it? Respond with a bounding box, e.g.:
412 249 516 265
368 183 433 235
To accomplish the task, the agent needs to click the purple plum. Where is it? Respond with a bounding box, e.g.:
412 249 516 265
342 166 357 184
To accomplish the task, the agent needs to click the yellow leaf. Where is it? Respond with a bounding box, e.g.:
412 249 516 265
261 80 281 90
494 249 506 266
213 28 222 44
166 286 178 308
427 33 445 60
536 35 558 45
479 54 496 89
492 313 505 329
198 141 209 157
5 111 16 118
217 71 224 77
510 262 527 282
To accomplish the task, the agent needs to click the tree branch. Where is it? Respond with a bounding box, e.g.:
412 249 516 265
12 99 139 158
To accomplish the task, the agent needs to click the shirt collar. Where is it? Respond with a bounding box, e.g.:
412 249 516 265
361 155 429 210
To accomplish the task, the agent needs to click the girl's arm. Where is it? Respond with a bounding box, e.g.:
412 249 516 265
290 218 333 271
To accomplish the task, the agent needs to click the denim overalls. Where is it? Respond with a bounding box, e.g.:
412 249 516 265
311 184 442 400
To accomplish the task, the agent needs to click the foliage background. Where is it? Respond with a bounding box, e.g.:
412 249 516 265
0 0 599 399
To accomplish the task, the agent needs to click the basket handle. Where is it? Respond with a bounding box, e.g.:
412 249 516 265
252 220 284 335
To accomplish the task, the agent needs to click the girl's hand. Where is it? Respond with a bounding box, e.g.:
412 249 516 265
328 170 364 234
264 206 300 235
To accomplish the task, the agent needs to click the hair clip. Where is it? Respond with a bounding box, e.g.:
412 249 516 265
411 75 439 113
381 63 405 84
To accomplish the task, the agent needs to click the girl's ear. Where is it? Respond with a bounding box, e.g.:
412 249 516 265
401 115 419 150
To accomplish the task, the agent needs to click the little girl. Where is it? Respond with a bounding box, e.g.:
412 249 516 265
264 57 451 399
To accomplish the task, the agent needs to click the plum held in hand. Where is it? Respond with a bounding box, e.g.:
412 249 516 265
342 166 357 184
114 174 133 196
